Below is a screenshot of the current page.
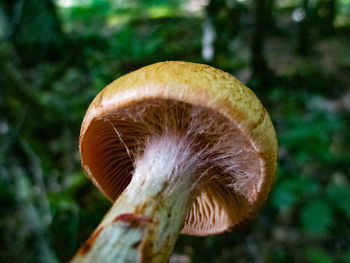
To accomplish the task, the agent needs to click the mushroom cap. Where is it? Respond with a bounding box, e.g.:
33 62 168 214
79 61 277 236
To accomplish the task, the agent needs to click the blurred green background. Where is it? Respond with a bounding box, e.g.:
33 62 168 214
1 0 350 262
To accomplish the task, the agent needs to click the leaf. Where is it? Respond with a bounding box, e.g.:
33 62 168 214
326 184 350 219
271 179 301 209
300 200 333 235
300 178 320 197
305 248 333 263
344 250 350 263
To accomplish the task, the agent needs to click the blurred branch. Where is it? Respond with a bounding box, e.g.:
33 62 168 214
0 43 43 115
0 41 79 124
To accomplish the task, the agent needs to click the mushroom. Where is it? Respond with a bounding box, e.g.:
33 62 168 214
72 61 277 263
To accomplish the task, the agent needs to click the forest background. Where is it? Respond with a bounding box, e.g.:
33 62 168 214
0 0 350 262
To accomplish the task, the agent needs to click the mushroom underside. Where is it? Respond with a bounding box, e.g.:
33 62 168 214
81 98 262 235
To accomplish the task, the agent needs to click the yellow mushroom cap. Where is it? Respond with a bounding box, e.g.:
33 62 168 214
79 61 277 236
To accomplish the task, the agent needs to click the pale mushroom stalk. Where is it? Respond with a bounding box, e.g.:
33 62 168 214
73 135 199 262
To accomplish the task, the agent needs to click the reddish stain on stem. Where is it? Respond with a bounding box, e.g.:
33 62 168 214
114 213 153 228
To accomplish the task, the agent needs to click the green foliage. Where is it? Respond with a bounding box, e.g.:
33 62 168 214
272 177 302 209
344 250 350 263
326 184 350 218
1 0 350 262
300 199 333 235
305 248 334 263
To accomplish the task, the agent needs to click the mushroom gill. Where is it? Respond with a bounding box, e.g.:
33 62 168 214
80 98 261 235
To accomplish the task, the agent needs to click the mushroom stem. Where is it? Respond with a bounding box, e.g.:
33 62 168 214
72 134 198 263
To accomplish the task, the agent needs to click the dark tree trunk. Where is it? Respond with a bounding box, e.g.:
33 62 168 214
328 0 336 28
297 0 310 55
204 0 240 69
266 0 275 29
4 0 64 66
251 0 269 80
323 0 336 35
